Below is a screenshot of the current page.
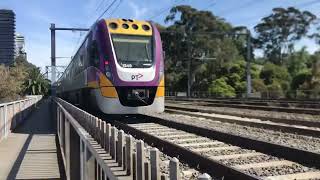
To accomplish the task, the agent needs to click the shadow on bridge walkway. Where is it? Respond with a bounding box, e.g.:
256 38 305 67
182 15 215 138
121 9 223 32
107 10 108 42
0 99 65 180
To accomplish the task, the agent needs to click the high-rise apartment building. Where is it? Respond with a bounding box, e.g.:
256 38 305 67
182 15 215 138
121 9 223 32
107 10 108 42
15 33 26 58
0 9 15 66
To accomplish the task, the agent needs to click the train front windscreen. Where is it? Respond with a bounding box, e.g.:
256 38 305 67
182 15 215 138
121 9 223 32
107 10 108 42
112 35 153 68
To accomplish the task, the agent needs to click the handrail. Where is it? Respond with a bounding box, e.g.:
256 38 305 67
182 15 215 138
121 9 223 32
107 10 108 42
0 95 42 141
54 98 212 180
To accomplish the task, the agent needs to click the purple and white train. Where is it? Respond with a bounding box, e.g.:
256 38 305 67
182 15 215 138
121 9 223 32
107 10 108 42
56 18 165 114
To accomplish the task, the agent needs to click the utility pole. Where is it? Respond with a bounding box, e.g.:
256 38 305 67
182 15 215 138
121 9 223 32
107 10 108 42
187 42 192 98
246 30 252 98
49 23 89 95
50 24 56 86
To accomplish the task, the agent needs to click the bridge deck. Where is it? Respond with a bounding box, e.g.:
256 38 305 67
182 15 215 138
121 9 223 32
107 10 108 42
0 99 64 180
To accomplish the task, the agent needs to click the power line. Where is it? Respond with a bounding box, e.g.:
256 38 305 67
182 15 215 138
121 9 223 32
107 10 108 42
203 1 216 11
95 0 107 11
71 31 85 56
109 0 123 17
217 0 263 16
95 0 118 22
149 0 185 20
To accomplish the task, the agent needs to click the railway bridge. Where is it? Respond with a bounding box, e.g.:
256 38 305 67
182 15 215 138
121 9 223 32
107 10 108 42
1 96 320 180
0 96 204 180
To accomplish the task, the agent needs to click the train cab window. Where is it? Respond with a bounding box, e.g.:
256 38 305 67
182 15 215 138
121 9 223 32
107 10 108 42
111 34 153 68
90 41 100 67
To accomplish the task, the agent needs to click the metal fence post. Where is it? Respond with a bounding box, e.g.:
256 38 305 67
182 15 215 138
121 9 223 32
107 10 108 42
117 130 124 167
12 103 16 129
105 123 111 153
125 135 133 176
110 127 117 158
150 148 160 180
80 140 85 180
169 157 180 180
65 117 71 179
4 105 7 138
136 140 145 180
85 145 95 180
144 162 151 180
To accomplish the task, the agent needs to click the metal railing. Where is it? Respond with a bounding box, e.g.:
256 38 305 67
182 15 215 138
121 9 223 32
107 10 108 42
54 98 212 180
0 95 42 142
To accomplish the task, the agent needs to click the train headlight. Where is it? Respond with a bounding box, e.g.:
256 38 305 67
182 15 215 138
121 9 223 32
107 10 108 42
106 72 112 78
105 60 112 79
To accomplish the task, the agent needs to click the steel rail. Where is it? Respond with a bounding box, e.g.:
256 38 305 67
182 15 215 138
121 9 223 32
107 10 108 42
134 115 320 169
165 104 320 128
165 107 320 137
167 98 320 114
112 119 261 180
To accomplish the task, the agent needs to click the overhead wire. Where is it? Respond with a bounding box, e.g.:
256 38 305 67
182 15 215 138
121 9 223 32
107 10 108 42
95 0 107 11
203 1 216 11
149 0 185 20
217 0 263 16
109 0 123 17
95 0 118 22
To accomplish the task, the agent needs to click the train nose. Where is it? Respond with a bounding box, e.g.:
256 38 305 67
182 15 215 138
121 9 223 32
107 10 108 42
133 90 145 98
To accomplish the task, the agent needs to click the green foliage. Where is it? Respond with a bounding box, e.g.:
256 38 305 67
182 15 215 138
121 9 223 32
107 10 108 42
252 78 267 93
160 5 320 99
287 47 309 77
23 68 50 95
267 81 284 98
254 7 316 65
208 78 236 97
0 56 49 102
162 5 243 92
291 71 312 90
260 62 290 86
0 65 25 102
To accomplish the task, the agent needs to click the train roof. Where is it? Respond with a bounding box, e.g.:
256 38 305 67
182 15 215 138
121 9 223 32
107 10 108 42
104 18 152 36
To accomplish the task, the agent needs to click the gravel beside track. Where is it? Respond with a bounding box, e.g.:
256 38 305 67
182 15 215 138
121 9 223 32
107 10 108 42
144 112 320 154
166 102 320 122
141 140 199 179
129 122 320 179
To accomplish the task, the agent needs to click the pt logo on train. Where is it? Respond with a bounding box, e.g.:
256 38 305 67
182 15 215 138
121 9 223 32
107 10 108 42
131 73 143 80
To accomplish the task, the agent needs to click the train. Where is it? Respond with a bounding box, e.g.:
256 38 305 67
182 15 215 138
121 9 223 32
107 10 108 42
56 18 165 114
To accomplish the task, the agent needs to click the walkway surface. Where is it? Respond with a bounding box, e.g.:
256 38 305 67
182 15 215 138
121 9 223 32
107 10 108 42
0 99 64 180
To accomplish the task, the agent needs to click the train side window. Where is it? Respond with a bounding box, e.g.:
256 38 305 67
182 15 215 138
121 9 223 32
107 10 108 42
90 41 100 67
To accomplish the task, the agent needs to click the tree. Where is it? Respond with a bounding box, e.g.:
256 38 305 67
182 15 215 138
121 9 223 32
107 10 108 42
260 62 290 93
310 57 320 98
208 78 235 97
287 47 309 77
23 68 50 95
254 7 316 65
0 60 28 102
162 5 243 92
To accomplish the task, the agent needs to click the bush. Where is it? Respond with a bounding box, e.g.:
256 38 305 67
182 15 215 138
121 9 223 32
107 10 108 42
252 78 267 92
208 78 236 97
267 81 284 99
260 62 290 85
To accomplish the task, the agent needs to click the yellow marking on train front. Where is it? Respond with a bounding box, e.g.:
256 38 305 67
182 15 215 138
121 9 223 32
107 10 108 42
156 76 165 97
100 87 118 98
105 19 152 36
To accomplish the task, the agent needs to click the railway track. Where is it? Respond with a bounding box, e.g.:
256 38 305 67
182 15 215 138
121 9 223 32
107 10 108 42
103 115 320 180
165 105 320 137
165 103 320 128
166 98 320 115
166 97 320 108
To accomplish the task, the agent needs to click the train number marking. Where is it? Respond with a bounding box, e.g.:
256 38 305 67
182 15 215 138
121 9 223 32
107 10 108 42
131 73 143 80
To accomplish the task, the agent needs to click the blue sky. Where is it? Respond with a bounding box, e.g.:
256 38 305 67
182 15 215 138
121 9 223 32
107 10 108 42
0 0 320 71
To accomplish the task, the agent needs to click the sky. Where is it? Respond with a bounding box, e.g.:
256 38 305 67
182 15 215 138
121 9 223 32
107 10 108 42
0 0 320 72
